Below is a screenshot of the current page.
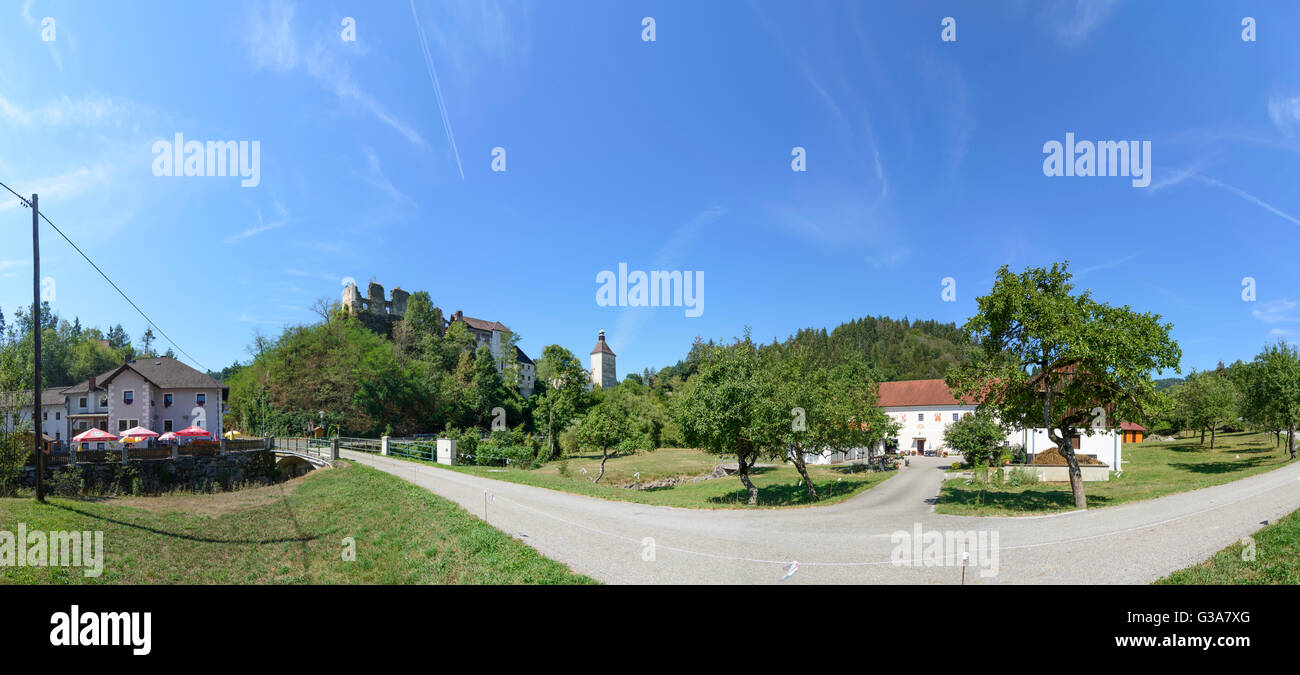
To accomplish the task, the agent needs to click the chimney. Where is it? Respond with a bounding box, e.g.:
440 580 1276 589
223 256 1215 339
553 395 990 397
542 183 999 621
455 310 463 321
88 376 96 391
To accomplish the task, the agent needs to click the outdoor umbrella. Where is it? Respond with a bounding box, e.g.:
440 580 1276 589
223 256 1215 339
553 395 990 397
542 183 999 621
223 430 243 440
158 431 178 442
121 426 159 440
72 428 118 444
174 426 211 439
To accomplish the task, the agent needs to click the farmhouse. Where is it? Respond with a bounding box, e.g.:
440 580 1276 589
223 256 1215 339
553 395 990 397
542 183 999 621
799 378 1126 468
877 378 1123 468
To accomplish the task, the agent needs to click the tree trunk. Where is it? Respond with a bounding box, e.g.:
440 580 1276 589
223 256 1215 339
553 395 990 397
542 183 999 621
594 443 610 483
1200 428 1205 445
791 447 818 501
736 454 759 505
1210 425 1216 450
1290 424 1296 460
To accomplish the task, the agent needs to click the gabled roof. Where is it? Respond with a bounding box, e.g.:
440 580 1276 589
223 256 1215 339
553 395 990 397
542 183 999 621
99 357 224 391
877 379 980 407
0 388 68 409
515 346 534 366
1120 421 1147 432
453 314 510 333
591 331 615 356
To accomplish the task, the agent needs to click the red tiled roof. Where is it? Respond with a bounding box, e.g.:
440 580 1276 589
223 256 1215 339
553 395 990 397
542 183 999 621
1120 421 1147 432
452 314 509 333
877 379 980 407
591 331 615 356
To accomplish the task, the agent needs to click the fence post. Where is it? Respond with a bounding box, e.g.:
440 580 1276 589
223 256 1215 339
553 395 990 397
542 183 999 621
330 438 339 461
381 436 390 456
69 444 77 466
171 442 178 460
220 438 227 456
121 444 128 465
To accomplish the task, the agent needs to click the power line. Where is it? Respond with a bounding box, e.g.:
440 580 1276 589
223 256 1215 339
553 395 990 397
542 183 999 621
0 179 209 372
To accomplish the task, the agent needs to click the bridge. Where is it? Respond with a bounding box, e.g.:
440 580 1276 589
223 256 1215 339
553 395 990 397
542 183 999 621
270 438 337 477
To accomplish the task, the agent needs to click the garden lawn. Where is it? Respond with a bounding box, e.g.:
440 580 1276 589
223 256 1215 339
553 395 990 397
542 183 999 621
1159 504 1300 584
935 431 1295 516
392 447 894 508
0 461 595 585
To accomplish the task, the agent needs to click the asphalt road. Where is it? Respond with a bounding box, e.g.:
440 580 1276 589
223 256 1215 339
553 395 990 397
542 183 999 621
343 450 1300 584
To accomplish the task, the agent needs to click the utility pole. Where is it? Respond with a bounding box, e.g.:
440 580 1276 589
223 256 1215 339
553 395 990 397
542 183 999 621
32 193 44 503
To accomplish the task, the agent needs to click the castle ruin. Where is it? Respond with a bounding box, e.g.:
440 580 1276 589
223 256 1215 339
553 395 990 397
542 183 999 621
342 280 409 336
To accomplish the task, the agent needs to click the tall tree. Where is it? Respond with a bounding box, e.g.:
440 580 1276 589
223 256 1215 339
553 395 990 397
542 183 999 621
1242 340 1300 458
575 398 648 483
1172 371 1240 449
947 263 1181 509
532 344 588 461
673 333 784 505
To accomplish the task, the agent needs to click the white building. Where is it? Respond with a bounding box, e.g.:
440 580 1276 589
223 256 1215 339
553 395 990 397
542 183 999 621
800 378 1123 468
448 310 537 396
0 388 72 444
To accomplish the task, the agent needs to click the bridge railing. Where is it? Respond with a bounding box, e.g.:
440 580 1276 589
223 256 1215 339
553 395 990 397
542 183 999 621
273 437 333 458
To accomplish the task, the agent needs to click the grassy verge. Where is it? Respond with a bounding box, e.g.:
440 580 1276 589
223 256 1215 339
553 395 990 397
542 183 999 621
1158 506 1300 584
935 431 1295 516
384 447 894 509
0 461 595 585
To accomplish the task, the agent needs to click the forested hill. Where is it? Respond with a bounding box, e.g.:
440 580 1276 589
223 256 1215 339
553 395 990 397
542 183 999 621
784 315 968 381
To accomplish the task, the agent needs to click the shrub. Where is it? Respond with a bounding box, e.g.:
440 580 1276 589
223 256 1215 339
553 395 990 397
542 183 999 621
50 466 83 496
1005 466 1039 487
559 424 579 455
950 461 963 470
557 459 571 477
0 430 29 496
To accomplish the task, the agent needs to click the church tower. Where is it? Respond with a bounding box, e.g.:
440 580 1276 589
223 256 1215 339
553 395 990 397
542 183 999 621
590 330 617 390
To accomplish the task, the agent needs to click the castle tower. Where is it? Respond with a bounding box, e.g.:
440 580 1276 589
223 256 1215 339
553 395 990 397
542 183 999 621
342 281 362 314
367 281 386 313
390 287 409 317
590 330 616 389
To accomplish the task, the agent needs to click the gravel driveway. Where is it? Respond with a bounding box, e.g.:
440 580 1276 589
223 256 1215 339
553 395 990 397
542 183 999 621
344 451 1300 584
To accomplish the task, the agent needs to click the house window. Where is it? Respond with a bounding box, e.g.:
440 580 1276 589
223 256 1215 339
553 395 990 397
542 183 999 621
952 413 960 422
123 390 134 405
1070 435 1081 450
96 442 105 450
99 396 108 408
55 412 60 420
164 420 173 433
79 397 87 408
43 412 48 421
196 393 206 406
164 394 173 407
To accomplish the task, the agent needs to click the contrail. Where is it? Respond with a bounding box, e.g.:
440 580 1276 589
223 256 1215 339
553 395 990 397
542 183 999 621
409 0 464 180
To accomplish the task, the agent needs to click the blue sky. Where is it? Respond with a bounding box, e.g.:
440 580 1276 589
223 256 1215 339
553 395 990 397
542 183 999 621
1 0 1298 379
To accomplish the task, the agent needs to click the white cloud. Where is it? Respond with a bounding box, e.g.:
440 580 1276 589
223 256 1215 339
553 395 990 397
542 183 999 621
226 198 290 244
246 1 426 148
1043 0 1123 45
1268 94 1300 138
1253 299 1299 324
0 164 115 212
0 93 132 128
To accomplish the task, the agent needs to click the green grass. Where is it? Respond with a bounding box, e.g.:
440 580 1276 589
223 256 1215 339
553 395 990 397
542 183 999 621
0 461 595 584
935 431 1296 516
1159 505 1300 584
393 447 894 509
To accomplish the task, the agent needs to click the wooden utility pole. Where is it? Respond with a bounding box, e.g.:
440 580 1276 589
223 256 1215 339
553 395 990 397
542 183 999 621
32 193 45 503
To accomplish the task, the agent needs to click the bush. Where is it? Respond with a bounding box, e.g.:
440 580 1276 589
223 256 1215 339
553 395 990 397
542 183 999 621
559 424 579 456
950 461 963 470
0 430 29 496
50 466 83 496
1009 443 1026 464
1005 466 1039 487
